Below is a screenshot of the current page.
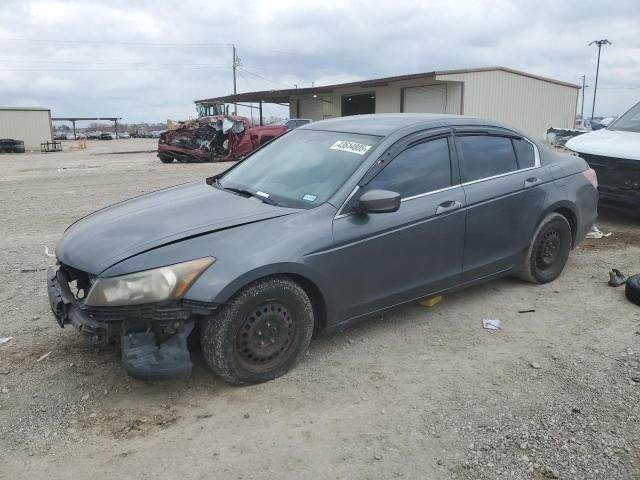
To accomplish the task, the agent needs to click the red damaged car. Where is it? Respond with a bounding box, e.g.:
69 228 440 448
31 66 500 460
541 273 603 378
157 115 288 163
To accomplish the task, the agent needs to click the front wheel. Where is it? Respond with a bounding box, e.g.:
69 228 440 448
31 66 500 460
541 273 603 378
200 277 314 385
159 155 174 163
517 213 572 284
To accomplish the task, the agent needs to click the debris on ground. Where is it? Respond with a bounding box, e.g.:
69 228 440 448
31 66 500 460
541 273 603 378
625 273 640 306
0 336 12 345
482 319 502 330
420 296 443 307
586 225 613 239
608 269 627 287
36 351 52 362
518 309 536 314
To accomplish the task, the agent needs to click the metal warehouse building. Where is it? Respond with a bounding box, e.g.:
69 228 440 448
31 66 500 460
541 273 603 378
0 107 53 151
196 67 579 139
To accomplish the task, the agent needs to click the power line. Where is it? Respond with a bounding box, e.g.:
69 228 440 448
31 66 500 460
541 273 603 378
597 86 640 90
0 37 232 47
0 59 227 66
237 66 295 89
1 65 228 72
0 58 226 65
236 69 259 92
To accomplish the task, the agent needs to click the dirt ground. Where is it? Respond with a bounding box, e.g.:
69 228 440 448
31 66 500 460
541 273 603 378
1 139 639 480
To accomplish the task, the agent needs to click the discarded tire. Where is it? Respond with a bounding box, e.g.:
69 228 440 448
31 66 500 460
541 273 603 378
626 274 640 306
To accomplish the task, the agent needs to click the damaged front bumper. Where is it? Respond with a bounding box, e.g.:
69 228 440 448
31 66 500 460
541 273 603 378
47 266 216 379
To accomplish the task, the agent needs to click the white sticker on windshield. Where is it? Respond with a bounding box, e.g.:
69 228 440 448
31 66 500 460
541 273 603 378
330 140 372 155
302 194 317 202
255 190 270 198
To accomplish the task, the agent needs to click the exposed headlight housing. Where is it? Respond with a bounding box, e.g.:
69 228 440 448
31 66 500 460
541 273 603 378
84 257 215 307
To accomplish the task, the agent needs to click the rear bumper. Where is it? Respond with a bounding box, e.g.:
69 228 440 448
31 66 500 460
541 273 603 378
47 266 216 379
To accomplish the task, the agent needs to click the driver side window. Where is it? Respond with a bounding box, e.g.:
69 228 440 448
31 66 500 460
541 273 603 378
364 137 452 199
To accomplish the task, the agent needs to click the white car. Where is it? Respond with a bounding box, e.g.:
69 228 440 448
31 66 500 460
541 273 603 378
566 101 640 207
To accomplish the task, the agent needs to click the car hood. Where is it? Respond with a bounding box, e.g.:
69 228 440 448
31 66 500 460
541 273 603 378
56 181 299 275
565 128 640 161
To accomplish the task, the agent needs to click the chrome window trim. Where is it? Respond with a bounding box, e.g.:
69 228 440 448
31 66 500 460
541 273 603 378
334 185 361 219
400 184 460 202
458 135 541 186
333 134 541 220
460 165 540 187
522 137 541 168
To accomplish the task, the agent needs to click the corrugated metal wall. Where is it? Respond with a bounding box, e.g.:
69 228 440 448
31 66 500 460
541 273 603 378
0 109 52 150
291 78 462 121
436 70 578 138
289 70 577 139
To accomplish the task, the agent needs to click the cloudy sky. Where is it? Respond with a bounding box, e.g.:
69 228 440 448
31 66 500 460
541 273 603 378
0 0 638 125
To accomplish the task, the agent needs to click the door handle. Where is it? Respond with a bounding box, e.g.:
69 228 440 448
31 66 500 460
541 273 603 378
435 200 463 215
524 177 542 188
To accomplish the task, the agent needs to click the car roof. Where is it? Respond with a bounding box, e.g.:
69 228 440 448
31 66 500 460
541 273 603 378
299 113 510 136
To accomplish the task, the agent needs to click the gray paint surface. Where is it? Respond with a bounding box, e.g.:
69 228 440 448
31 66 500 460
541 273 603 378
55 114 598 330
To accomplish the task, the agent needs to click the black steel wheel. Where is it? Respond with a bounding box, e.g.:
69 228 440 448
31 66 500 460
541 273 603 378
234 302 296 372
535 228 562 271
201 277 314 385
518 213 572 284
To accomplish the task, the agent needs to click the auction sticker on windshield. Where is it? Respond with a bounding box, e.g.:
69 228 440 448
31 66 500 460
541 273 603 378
330 140 372 155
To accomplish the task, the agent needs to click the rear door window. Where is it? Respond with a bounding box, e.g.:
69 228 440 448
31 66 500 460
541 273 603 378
365 137 452 198
512 138 535 169
458 135 518 182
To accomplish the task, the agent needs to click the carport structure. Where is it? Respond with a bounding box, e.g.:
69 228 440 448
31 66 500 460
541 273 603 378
51 116 122 139
195 66 580 140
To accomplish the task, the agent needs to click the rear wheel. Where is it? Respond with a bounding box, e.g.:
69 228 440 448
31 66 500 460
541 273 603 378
517 213 572 284
159 155 174 163
200 277 314 385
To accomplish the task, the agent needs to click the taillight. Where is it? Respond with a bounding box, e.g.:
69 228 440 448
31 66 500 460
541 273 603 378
582 168 598 188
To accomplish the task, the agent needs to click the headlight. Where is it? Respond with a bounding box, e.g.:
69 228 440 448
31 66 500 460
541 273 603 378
84 257 215 307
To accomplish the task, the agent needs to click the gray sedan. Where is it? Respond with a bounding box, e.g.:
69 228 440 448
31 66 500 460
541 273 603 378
47 114 598 384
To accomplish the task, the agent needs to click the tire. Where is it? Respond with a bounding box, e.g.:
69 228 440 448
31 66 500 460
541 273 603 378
159 155 174 163
626 274 640 306
200 277 314 385
517 213 572 284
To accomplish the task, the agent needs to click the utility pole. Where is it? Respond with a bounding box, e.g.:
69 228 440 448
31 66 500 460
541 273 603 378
232 44 240 115
581 75 588 121
588 39 611 118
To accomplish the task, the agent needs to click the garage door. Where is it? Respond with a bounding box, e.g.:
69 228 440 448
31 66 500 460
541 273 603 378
402 85 447 113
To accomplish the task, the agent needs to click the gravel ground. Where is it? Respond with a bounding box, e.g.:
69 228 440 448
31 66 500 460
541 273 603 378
1 139 639 479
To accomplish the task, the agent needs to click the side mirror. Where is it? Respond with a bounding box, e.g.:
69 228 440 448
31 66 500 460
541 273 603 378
356 189 401 214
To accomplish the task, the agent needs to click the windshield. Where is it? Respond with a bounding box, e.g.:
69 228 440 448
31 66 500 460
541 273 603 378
219 129 381 209
608 101 640 133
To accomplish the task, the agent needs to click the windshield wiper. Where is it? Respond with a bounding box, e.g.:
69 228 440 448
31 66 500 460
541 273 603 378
220 184 280 206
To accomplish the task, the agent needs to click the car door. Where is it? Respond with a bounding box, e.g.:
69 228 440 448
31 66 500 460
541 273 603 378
455 128 546 281
325 130 466 321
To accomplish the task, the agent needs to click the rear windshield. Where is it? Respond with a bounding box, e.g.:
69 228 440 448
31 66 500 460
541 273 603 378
220 129 381 209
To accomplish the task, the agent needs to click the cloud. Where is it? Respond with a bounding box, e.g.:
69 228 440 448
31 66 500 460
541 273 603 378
0 0 637 123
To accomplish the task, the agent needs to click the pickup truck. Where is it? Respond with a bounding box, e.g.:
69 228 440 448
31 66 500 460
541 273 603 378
158 115 288 163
